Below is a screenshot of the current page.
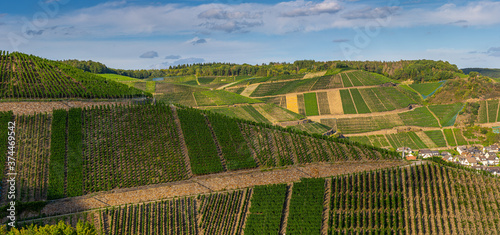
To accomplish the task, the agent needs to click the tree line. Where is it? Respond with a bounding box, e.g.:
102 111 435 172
60 59 463 83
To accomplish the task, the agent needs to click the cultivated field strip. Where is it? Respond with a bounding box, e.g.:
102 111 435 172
349 130 469 150
19 163 500 234
478 99 500 123
11 113 51 202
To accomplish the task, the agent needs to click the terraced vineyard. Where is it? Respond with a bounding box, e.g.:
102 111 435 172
428 103 464 127
0 103 399 206
349 129 462 150
478 99 500 123
19 162 500 234
409 81 445 99
0 51 148 99
249 70 395 97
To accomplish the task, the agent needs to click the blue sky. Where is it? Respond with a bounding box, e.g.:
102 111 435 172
0 0 499 69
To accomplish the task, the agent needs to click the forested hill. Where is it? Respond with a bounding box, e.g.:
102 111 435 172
0 51 149 99
61 58 462 82
462 68 500 79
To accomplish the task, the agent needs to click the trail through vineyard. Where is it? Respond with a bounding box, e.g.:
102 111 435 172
40 161 406 216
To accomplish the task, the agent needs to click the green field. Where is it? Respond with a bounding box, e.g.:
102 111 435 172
386 132 427 150
350 89 371 113
399 107 440 127
194 90 263 106
100 73 142 82
424 130 447 147
249 78 317 97
443 129 457 146
134 81 156 93
207 103 303 124
478 100 488 123
303 92 320 116
339 89 356 114
340 73 353 87
428 103 464 127
409 81 444 99
290 122 331 134
155 82 207 106
453 128 468 146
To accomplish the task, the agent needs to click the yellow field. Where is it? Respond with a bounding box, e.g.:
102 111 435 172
327 90 343 114
286 94 299 114
303 71 327 79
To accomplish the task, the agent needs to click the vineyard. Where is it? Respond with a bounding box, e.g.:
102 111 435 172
0 103 401 206
349 130 462 150
0 51 148 99
248 71 395 97
18 162 500 234
409 81 445 99
477 99 500 123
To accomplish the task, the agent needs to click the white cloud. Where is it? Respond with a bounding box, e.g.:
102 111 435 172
280 0 343 17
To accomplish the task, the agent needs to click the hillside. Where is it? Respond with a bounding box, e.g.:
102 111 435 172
427 76 500 104
15 161 500 234
0 103 399 218
462 68 500 79
0 51 148 99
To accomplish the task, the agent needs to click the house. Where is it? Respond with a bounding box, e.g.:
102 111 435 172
397 147 412 153
441 151 452 157
483 145 499 153
457 146 467 154
419 149 434 158
458 156 468 165
487 155 499 166
485 167 500 175
485 152 497 158
468 147 482 155
478 156 489 165
444 155 454 162
464 157 478 166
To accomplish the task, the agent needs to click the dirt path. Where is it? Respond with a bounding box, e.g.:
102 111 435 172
347 89 359 114
426 106 442 127
39 161 407 217
308 106 421 122
279 183 293 235
240 84 260 97
477 122 500 128
321 178 332 235
486 100 490 123
171 105 193 178
216 80 241 90
496 101 500 122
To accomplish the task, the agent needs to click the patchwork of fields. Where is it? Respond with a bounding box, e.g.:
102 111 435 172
349 128 473 150
321 107 440 134
276 86 419 116
249 70 396 97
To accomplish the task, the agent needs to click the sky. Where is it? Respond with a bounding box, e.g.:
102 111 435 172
0 0 499 70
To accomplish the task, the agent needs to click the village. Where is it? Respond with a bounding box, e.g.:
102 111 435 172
398 144 500 175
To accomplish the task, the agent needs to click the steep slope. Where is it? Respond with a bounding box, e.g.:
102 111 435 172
15 161 500 234
0 51 148 99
